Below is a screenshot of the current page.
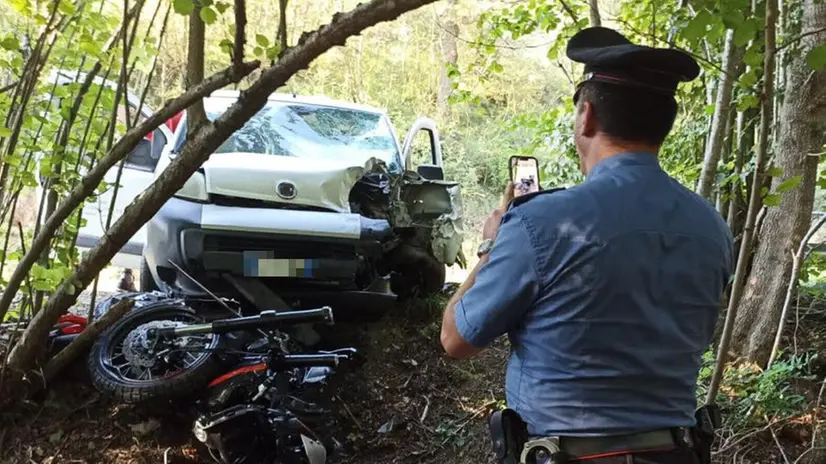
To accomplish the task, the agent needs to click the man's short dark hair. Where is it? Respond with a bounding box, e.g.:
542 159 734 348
576 82 678 146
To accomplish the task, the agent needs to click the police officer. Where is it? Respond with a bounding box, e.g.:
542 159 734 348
439 27 733 464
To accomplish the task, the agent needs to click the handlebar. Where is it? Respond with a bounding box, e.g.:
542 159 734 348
157 307 335 338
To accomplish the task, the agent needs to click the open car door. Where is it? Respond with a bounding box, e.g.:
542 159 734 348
398 117 465 269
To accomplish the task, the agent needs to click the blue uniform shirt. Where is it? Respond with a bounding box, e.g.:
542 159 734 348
455 152 733 437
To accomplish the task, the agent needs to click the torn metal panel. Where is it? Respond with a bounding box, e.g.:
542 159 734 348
362 158 466 268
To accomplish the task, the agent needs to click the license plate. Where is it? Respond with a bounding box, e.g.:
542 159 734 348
242 251 318 278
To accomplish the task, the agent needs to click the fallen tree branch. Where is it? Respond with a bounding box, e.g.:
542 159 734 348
3 0 439 396
35 298 134 390
766 212 826 368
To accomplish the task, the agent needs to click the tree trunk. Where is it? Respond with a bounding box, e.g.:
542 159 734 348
705 0 778 404
730 0 826 365
2 0 440 398
437 0 458 115
589 0 601 27
727 108 758 242
696 29 741 199
186 6 207 132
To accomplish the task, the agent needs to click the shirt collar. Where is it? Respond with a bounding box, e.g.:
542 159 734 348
586 151 660 180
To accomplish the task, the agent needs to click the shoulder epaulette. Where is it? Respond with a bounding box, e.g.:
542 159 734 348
508 187 567 210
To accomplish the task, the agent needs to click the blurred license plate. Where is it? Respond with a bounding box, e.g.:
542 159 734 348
243 251 318 277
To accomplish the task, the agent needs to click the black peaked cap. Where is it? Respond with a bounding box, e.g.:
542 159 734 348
566 27 700 99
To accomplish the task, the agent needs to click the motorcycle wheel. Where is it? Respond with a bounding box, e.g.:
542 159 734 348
88 302 227 403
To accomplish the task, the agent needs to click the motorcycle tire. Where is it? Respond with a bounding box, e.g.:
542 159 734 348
88 302 227 404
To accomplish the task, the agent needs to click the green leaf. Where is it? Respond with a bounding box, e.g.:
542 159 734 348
58 0 76 15
219 38 233 55
256 34 270 47
776 175 803 193
744 43 763 67
0 36 20 51
767 166 784 177
683 10 712 42
215 1 230 14
734 19 757 47
266 45 281 60
704 104 715 115
0 126 12 137
739 69 758 88
722 10 745 30
173 0 194 15
805 44 826 71
490 62 504 73
737 94 760 112
200 6 217 24
254 46 264 57
763 193 782 206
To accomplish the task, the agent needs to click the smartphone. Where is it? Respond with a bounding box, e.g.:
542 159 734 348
509 156 541 197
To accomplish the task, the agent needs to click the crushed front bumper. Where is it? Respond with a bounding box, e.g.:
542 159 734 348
144 197 394 298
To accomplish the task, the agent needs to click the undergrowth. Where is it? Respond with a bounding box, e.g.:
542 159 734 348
698 350 818 430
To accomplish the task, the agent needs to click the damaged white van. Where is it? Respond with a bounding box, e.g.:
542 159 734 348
88 90 465 317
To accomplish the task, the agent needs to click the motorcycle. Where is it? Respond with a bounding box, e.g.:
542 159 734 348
87 289 359 464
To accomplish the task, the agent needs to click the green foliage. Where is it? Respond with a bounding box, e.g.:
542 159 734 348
805 44 826 71
698 351 816 429
173 0 194 16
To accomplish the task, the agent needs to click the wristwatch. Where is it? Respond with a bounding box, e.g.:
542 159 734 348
477 238 494 257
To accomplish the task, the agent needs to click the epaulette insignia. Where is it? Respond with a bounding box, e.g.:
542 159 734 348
508 187 567 210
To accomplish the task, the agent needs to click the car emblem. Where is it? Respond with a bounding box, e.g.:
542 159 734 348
276 181 297 200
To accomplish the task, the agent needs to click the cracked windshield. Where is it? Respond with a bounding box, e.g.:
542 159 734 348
208 100 401 168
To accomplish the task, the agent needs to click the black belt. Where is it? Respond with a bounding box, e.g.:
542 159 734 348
560 428 689 458
522 427 691 462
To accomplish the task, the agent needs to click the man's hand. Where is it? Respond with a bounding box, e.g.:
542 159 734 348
482 182 515 240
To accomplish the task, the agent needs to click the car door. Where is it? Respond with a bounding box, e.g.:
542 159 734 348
76 97 171 269
399 117 465 268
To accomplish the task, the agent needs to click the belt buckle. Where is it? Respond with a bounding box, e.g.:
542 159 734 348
520 437 561 464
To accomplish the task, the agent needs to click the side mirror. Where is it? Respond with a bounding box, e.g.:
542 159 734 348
416 164 444 180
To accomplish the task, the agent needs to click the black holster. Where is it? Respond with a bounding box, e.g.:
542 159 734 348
489 409 528 464
690 404 721 464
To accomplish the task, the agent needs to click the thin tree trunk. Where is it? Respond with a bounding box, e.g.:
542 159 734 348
589 0 601 27
186 5 207 133
706 0 779 403
696 29 741 199
730 0 826 365
1 0 441 398
437 0 458 115
727 108 758 239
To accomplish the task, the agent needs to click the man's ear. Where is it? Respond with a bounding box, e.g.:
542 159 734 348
578 101 598 138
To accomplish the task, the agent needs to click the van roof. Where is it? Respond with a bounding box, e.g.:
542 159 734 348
206 89 387 115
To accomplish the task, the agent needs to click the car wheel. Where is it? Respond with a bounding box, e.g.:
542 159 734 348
389 245 446 299
139 256 159 292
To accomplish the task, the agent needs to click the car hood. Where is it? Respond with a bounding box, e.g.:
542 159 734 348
202 152 372 213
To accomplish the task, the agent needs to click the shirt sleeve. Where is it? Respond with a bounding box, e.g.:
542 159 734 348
455 210 540 348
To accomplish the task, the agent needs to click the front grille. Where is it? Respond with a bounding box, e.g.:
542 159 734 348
203 234 357 260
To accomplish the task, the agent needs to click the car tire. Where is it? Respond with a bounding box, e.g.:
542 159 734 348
389 245 446 299
139 256 159 292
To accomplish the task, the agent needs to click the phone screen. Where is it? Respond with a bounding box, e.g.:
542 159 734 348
510 156 540 197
